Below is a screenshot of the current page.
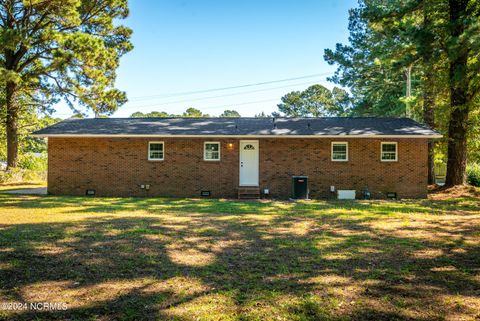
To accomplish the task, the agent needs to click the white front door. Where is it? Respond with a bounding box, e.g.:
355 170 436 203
239 140 259 186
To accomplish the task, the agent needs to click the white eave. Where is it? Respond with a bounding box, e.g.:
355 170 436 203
32 134 443 139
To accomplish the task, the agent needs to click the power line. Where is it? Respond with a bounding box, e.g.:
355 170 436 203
128 98 280 112
126 79 326 109
129 72 333 101
53 73 335 117
198 98 279 111
54 98 281 117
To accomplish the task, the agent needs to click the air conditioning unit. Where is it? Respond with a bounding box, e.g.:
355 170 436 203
291 176 309 199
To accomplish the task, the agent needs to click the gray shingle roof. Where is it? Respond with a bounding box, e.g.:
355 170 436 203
33 117 441 137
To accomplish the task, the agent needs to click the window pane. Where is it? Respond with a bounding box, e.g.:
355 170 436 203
382 152 396 160
149 143 164 159
381 143 397 160
205 143 219 152
382 144 396 152
205 151 219 159
150 143 163 151
150 151 163 159
332 143 347 160
333 152 347 160
333 144 347 152
205 143 220 160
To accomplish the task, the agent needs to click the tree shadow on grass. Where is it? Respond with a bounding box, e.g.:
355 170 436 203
0 196 479 320
0 194 470 215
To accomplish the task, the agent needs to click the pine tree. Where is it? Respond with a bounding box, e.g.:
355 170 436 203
0 0 132 168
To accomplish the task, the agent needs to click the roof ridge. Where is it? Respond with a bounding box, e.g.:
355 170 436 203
71 116 413 120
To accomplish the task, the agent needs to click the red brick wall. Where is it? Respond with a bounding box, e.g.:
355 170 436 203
48 137 428 199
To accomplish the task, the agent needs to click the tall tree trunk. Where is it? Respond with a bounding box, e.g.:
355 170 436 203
445 103 469 186
423 77 436 185
4 1 19 169
422 0 436 185
445 0 469 186
6 81 18 169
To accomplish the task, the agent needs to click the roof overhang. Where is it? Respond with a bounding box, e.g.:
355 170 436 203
33 134 443 139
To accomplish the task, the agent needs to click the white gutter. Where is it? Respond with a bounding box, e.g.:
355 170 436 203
33 134 443 139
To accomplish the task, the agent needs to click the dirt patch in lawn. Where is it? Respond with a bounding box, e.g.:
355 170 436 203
429 184 480 200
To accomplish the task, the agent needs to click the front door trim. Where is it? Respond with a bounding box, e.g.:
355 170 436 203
239 140 259 186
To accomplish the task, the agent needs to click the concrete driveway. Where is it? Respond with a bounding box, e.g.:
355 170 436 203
2 187 47 195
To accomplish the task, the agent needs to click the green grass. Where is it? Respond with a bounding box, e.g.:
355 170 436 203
0 194 479 320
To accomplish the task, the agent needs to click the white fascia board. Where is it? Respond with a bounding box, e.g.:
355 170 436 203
32 134 443 139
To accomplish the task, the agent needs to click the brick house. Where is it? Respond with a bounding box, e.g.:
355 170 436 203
33 117 441 199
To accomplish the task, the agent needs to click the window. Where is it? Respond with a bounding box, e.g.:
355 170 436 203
204 142 220 161
381 142 397 161
331 142 348 161
148 142 164 160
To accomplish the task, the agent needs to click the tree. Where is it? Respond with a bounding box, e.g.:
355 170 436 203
182 107 209 117
415 0 451 184
324 0 480 186
130 112 145 118
324 2 420 117
254 112 268 118
332 87 353 116
0 110 59 161
254 111 280 118
420 0 437 184
219 110 240 117
22 115 61 154
276 91 304 116
0 0 132 168
130 111 170 118
444 0 480 186
129 108 212 118
277 84 351 117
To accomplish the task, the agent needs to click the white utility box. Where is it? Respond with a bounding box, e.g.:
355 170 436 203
338 190 356 200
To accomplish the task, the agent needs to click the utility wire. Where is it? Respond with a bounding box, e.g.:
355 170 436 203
196 98 279 111
129 72 333 101
126 79 326 109
54 73 335 117
56 98 280 117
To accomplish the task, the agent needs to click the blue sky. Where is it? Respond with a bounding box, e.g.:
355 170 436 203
54 0 357 118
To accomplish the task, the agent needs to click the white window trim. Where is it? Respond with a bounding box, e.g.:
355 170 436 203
380 142 398 162
331 142 349 162
204 141 221 161
148 141 164 161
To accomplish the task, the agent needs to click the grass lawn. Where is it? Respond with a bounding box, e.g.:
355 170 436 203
0 191 479 320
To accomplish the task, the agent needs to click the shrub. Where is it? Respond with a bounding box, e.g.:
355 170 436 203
22 169 47 182
0 153 47 184
467 163 480 187
0 168 46 184
18 153 47 171
0 168 24 183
